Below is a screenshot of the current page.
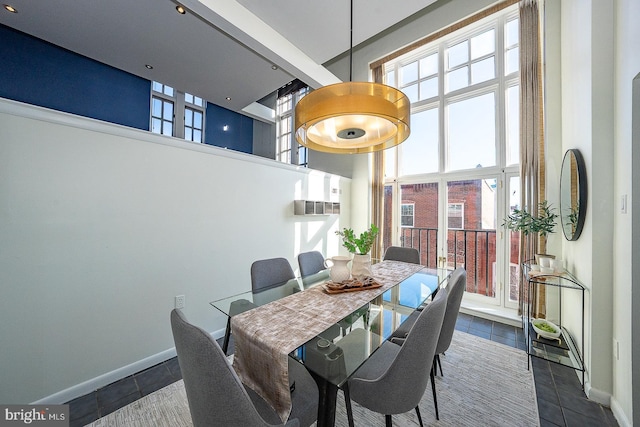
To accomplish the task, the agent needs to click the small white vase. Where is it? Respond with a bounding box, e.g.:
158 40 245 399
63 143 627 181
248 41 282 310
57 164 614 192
324 256 352 282
351 253 372 280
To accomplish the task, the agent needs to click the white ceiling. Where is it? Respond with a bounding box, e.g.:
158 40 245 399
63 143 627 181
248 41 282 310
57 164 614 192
0 0 437 119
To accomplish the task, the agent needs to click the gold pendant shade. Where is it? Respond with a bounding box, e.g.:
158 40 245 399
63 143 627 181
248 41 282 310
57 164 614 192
294 81 411 154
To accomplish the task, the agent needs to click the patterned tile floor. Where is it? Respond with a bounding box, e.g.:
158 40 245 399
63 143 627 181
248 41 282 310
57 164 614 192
66 313 618 426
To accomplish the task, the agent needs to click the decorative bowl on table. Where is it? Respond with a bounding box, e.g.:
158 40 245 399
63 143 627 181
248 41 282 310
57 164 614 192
531 318 561 340
325 281 347 291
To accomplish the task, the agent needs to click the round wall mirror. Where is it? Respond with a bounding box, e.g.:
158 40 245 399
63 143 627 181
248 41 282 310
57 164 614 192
560 149 587 240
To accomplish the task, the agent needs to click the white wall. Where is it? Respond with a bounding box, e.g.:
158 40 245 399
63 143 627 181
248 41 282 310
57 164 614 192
613 0 640 425
0 98 351 404
558 0 640 425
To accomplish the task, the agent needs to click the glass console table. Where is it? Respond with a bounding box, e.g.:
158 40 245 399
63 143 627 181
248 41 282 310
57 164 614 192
523 263 586 388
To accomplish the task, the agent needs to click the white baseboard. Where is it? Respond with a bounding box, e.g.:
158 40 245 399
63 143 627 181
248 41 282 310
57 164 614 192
32 327 226 405
609 397 631 427
460 304 522 327
584 381 611 406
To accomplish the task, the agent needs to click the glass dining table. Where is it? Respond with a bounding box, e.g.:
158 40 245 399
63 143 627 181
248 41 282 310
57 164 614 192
210 270 331 354
210 263 451 427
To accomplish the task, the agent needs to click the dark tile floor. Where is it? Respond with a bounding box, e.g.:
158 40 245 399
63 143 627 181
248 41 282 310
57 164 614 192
66 313 618 427
455 312 618 427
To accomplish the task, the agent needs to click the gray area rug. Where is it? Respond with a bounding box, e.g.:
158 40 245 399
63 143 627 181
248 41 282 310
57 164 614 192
87 331 539 426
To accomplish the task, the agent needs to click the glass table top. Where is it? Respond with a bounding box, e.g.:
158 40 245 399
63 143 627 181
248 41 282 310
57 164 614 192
210 270 330 317
210 265 451 386
294 268 450 387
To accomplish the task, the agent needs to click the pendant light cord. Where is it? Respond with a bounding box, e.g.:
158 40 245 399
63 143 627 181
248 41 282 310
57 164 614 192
349 0 353 82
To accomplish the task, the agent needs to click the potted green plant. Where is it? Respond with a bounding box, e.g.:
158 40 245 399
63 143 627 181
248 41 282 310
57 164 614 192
502 200 558 263
336 224 379 279
503 200 558 237
336 224 380 255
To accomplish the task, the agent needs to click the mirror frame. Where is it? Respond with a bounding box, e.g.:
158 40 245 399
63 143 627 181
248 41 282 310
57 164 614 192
560 149 587 241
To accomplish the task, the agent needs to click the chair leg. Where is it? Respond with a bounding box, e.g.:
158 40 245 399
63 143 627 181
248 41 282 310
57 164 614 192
415 406 424 427
385 414 392 427
436 353 443 376
430 368 439 420
343 384 355 427
222 317 232 355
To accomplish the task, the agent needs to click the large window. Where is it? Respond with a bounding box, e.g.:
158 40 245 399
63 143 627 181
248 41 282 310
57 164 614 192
276 81 309 166
385 12 520 177
383 6 520 311
151 81 205 143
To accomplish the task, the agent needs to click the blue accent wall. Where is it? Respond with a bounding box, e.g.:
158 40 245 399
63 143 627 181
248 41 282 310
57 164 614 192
0 24 150 130
0 23 257 151
205 103 253 154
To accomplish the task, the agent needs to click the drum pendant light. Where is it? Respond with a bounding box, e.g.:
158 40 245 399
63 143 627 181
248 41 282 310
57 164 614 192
294 1 410 154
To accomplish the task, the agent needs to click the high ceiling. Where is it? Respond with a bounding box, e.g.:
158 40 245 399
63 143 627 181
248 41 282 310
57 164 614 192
0 0 438 120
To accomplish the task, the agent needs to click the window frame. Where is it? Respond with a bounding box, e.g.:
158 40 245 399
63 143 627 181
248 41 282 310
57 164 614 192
383 7 520 180
150 82 206 143
447 202 465 230
276 86 309 166
400 202 415 228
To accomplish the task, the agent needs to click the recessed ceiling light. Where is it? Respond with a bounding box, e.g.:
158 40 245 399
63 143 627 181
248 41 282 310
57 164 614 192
145 64 153 69
271 65 278 70
226 97 231 101
3 4 17 13
175 5 186 14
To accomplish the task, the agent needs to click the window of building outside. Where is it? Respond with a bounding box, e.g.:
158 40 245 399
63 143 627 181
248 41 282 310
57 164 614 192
151 81 205 142
276 85 309 166
448 203 464 229
382 6 521 311
401 203 415 227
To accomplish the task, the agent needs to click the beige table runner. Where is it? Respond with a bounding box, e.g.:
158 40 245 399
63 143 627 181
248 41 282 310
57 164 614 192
231 260 423 422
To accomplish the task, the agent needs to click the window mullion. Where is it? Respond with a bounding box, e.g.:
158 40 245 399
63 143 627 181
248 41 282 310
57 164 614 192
174 90 186 139
438 44 446 174
496 15 507 169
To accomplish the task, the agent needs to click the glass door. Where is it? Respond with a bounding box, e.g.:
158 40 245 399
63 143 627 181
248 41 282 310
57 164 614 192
445 177 499 306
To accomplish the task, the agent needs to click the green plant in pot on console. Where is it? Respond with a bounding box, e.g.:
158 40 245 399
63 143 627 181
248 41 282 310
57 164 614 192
502 201 558 238
503 201 558 263
336 224 380 255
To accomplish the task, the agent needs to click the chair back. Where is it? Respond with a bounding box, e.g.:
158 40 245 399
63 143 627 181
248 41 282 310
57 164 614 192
383 246 420 264
297 251 326 278
361 287 447 414
250 258 300 305
170 309 278 427
435 267 467 354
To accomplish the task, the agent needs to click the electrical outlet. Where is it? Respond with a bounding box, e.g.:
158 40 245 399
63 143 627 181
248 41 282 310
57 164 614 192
175 295 185 309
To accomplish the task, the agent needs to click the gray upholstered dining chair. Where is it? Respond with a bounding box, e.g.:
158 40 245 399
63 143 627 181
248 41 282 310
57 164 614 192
432 267 467 376
170 309 319 427
222 257 300 353
251 257 300 305
383 246 421 264
297 250 326 278
343 286 448 427
389 267 466 369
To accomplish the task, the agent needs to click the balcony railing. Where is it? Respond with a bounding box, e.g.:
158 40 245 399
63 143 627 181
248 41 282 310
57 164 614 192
398 227 497 297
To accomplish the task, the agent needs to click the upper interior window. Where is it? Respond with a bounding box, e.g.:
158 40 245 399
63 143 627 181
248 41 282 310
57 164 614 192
276 83 309 166
151 82 206 143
